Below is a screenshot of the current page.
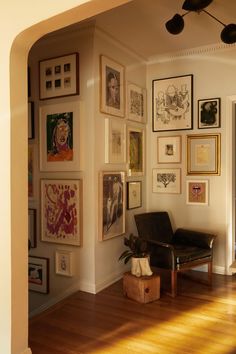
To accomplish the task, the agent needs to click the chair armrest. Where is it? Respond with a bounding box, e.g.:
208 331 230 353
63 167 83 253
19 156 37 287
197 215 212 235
144 239 176 270
173 228 216 249
147 239 175 250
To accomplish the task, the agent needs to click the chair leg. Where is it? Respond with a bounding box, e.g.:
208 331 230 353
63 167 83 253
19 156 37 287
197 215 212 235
171 270 177 297
208 262 213 287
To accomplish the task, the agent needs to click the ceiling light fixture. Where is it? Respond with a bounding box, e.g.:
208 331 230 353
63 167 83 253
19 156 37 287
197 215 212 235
165 0 236 44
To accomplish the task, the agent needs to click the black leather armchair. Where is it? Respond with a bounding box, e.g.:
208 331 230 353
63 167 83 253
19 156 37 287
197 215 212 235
134 211 216 297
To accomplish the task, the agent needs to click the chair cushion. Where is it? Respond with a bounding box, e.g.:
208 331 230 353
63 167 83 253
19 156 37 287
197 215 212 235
174 244 212 266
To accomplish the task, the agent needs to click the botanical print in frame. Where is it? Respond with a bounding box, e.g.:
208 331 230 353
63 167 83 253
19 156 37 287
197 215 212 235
127 126 145 177
28 256 49 294
28 145 34 199
127 82 146 123
127 181 142 210
104 118 126 163
152 168 181 194
28 208 37 249
99 171 125 241
186 180 209 205
157 135 181 163
187 133 221 175
152 74 193 132
100 55 125 118
41 179 82 246
39 101 80 172
198 97 221 129
55 250 74 277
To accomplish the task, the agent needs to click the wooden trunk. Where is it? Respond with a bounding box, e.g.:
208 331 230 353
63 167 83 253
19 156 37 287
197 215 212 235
123 271 160 303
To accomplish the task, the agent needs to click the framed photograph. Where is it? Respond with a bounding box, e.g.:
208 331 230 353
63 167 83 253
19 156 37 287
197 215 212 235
41 179 83 246
127 181 142 209
39 101 80 172
127 126 145 176
99 171 125 241
187 133 221 175
28 256 49 294
28 145 34 200
152 74 193 132
39 52 79 100
28 102 34 139
55 250 74 277
100 55 125 118
127 82 146 123
198 97 221 129
186 180 209 205
105 118 126 163
28 208 37 249
157 135 181 163
152 168 181 194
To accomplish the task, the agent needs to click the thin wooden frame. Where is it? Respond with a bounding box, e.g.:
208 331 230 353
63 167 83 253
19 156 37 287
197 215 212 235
28 101 34 139
28 145 35 200
157 135 181 164
127 125 145 177
55 250 74 277
28 256 49 294
28 208 37 249
152 74 193 132
127 82 146 123
186 180 209 205
127 181 142 209
187 133 221 175
105 118 126 163
152 168 181 194
198 97 221 129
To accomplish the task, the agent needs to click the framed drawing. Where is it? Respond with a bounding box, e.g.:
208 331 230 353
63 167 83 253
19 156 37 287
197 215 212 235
198 97 221 129
99 171 125 241
28 208 37 249
39 52 79 100
39 101 80 172
187 133 221 175
157 135 181 163
104 118 126 163
41 179 83 246
152 74 193 132
55 250 74 277
28 145 34 200
127 82 146 123
152 168 181 194
28 256 49 294
100 55 125 118
127 181 142 209
28 101 34 139
127 126 145 176
186 180 209 205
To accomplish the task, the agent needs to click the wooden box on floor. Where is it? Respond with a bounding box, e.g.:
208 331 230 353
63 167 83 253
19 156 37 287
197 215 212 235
123 271 160 303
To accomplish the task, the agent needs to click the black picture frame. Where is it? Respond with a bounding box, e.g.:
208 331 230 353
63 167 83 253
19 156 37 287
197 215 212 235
198 97 221 129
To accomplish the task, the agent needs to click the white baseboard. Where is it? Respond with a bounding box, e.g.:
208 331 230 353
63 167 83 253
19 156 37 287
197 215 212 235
21 348 32 354
95 270 124 293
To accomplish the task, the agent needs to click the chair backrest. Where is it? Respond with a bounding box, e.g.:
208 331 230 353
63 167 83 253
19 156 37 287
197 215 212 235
134 211 174 243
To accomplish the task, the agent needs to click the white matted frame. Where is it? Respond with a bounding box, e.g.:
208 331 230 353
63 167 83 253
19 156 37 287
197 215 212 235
157 135 181 163
55 250 74 277
41 179 83 246
127 181 142 209
28 256 49 294
100 55 125 118
105 118 126 163
127 82 146 123
186 180 209 205
127 125 145 177
198 97 221 129
39 101 80 172
152 168 181 194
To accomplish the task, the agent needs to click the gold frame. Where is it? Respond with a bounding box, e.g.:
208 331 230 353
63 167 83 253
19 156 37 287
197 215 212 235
127 125 145 177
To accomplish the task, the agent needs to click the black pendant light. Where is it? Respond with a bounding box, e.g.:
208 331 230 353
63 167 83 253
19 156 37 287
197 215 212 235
182 0 213 11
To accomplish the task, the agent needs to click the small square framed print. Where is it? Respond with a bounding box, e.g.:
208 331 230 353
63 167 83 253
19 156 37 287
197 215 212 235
157 135 181 163
127 181 142 209
186 180 209 205
152 168 181 194
198 97 221 129
127 82 146 123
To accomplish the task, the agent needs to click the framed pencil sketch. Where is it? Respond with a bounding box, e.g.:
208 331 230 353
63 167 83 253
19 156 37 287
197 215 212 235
28 101 34 139
41 179 83 246
28 208 37 249
127 181 142 209
100 55 125 118
152 168 181 194
99 171 125 241
152 74 193 132
55 250 74 277
104 118 126 163
187 133 221 175
127 82 146 123
39 101 80 172
186 180 209 205
39 52 79 100
127 126 145 176
28 256 49 294
157 135 181 163
198 97 221 129
28 145 34 200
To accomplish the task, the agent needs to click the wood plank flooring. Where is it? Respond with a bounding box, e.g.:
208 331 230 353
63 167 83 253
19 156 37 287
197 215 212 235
29 271 236 354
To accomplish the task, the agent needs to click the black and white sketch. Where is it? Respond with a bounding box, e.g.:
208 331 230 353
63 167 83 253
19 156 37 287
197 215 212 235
198 98 221 129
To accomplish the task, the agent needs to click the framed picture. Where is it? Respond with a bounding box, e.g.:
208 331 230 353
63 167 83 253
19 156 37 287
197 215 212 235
28 256 49 294
39 52 79 100
187 133 221 175
28 145 34 200
28 208 37 249
198 97 221 129
186 180 209 205
152 168 181 194
55 250 74 277
39 101 80 172
99 171 125 241
127 82 146 123
152 74 193 132
28 66 31 99
127 181 142 209
127 126 145 176
41 179 83 246
157 135 181 163
28 101 34 139
105 118 126 163
100 55 125 118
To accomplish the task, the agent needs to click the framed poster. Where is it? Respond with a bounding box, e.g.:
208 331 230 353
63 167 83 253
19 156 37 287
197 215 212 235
198 97 221 129
186 180 209 205
104 118 126 163
100 55 125 118
39 101 80 172
127 181 142 209
127 82 146 123
41 179 83 246
152 168 181 194
157 135 181 163
39 52 79 100
28 208 37 249
55 250 74 277
152 74 193 132
99 171 125 241
28 101 34 139
28 145 34 200
127 126 145 176
28 256 49 294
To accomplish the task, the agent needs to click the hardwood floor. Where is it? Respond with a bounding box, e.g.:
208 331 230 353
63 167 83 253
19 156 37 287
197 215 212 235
29 271 236 354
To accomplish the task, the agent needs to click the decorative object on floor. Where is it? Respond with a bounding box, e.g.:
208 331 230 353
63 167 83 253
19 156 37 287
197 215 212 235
104 118 126 164
28 208 37 248
198 97 221 129
165 0 236 44
186 179 209 205
55 250 74 277
127 82 147 123
127 181 142 210
157 135 182 164
28 256 49 294
152 168 181 194
127 125 145 176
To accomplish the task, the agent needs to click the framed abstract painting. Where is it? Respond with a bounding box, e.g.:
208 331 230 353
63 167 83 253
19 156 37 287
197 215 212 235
127 126 145 177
